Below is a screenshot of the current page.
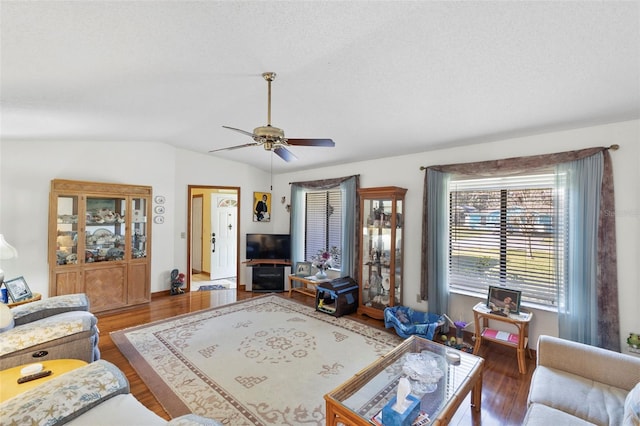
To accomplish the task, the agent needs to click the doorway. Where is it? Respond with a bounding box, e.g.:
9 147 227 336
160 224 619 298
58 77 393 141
187 185 240 292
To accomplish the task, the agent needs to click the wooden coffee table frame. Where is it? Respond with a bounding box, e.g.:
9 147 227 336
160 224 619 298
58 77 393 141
324 335 484 426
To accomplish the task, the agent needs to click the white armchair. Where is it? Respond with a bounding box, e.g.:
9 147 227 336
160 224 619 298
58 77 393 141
0 293 99 370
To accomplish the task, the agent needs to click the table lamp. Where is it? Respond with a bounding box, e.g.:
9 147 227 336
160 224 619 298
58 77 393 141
0 234 19 285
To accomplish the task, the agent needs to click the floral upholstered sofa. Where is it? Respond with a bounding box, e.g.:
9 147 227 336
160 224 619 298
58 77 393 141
0 359 222 425
0 293 100 370
524 335 640 425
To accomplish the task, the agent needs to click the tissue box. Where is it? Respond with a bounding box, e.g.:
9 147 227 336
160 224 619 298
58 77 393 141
381 394 421 426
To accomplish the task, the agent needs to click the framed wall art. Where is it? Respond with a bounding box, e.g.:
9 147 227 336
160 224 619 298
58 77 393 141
253 192 271 222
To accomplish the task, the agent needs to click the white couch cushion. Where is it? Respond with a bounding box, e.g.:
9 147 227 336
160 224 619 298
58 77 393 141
624 382 640 426
67 393 167 426
524 403 596 425
528 365 627 426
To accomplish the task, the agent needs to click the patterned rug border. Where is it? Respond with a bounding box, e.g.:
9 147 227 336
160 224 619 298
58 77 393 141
111 294 401 421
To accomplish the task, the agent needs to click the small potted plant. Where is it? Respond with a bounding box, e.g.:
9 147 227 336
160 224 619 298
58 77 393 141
627 332 640 354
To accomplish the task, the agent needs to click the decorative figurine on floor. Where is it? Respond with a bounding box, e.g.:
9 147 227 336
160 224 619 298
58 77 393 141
170 269 185 295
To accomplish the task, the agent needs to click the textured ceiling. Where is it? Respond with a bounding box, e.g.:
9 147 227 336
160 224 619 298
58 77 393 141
1 1 638 172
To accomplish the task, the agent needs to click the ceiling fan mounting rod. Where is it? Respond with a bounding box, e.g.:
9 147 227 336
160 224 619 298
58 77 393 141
263 72 276 126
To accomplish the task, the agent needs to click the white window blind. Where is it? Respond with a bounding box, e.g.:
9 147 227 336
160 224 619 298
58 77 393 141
448 173 564 306
305 190 342 267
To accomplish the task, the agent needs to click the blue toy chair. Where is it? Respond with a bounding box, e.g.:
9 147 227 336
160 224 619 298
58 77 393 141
384 306 445 340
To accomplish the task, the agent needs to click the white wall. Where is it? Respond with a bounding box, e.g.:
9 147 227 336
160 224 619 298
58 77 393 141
1 120 638 352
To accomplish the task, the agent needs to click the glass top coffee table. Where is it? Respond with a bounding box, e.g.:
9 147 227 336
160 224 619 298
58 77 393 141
324 335 484 425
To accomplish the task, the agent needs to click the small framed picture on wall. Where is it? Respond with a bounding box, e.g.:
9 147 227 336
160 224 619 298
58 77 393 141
253 192 271 222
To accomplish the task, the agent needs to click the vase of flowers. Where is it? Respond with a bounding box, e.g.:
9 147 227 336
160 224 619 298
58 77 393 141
315 266 328 279
312 247 340 279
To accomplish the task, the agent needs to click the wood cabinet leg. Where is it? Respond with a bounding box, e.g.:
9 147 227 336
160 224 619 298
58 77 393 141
517 348 526 374
471 373 482 412
473 336 482 355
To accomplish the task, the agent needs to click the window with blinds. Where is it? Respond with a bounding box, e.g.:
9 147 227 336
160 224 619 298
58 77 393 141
448 173 564 307
305 190 342 268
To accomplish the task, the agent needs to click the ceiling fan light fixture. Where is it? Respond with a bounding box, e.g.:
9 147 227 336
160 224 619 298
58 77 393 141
253 125 285 141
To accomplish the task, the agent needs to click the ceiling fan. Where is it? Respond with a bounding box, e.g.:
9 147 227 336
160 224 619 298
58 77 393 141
210 72 335 162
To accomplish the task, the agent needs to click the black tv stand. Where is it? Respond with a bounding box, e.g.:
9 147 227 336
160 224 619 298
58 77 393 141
243 260 291 292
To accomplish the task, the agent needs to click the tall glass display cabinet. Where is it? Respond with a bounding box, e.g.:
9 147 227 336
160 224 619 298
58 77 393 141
49 179 152 312
357 186 407 319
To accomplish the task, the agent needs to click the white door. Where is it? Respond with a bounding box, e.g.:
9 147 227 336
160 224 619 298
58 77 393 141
210 194 238 280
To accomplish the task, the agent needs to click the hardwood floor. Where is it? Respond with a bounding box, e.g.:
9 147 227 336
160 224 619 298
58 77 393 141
96 290 535 425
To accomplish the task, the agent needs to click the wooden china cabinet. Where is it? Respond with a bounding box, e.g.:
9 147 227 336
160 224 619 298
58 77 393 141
357 186 407 319
48 179 152 312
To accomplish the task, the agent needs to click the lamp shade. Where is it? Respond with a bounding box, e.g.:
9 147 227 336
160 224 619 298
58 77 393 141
0 234 18 260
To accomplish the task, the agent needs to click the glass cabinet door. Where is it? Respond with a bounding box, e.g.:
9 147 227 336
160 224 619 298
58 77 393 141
131 197 148 259
85 196 126 263
361 199 394 311
56 195 79 265
394 197 403 305
361 199 378 309
358 187 406 319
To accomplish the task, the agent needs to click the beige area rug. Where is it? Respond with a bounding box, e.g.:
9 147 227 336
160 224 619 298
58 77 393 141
111 294 402 425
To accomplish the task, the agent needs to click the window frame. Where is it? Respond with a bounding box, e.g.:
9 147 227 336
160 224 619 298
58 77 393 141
447 172 563 310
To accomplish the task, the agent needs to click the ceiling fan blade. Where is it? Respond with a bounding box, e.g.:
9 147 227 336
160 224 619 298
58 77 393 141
209 142 258 153
287 138 335 147
222 125 255 138
274 146 298 162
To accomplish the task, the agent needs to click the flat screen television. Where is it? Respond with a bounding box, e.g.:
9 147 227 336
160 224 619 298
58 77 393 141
246 233 291 261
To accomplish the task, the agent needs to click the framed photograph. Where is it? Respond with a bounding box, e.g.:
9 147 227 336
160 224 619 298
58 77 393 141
5 276 33 302
295 261 312 277
253 192 271 222
486 286 521 315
